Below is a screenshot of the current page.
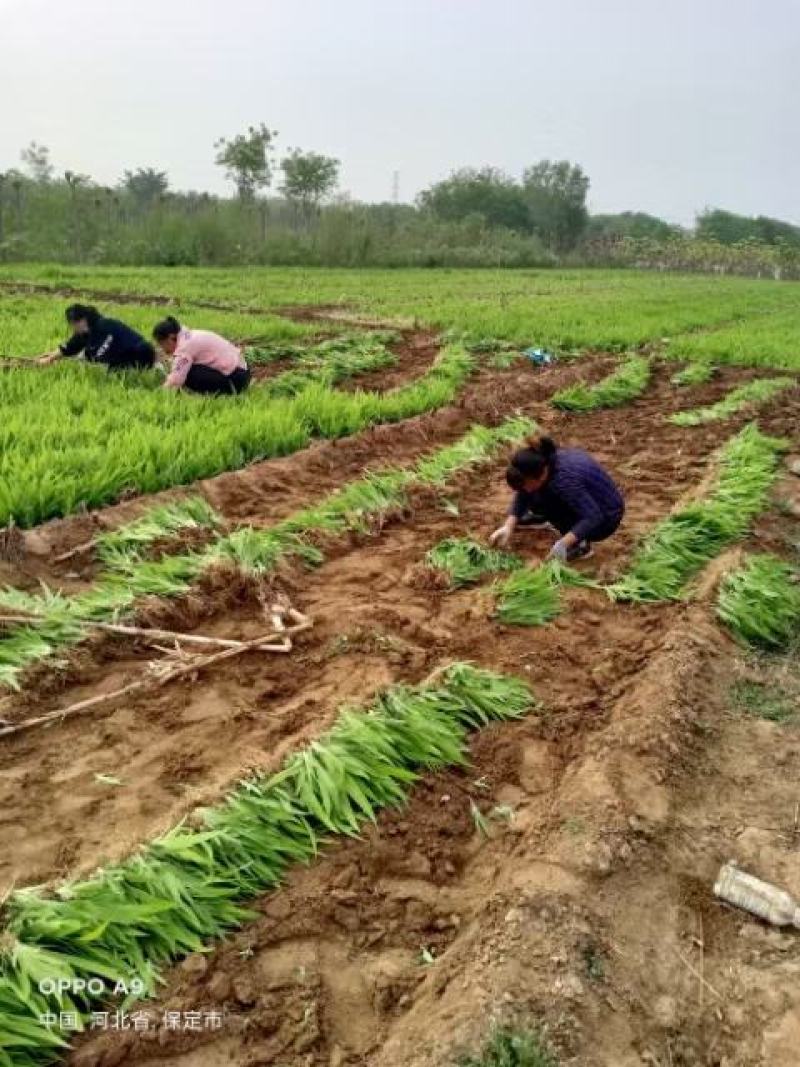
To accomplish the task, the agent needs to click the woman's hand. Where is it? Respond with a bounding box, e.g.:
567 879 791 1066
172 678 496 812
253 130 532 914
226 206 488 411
37 352 59 365
489 518 516 548
548 532 578 562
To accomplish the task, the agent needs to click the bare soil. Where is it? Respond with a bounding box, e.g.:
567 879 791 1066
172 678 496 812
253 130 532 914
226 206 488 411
0 332 798 1067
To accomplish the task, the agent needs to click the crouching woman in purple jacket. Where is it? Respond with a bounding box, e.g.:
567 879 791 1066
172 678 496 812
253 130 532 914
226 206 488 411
489 435 624 563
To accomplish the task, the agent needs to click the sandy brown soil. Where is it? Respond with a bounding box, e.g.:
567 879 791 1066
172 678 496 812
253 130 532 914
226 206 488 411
0 339 798 1067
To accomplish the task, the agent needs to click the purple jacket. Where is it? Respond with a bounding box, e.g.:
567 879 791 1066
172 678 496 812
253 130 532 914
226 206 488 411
510 447 624 542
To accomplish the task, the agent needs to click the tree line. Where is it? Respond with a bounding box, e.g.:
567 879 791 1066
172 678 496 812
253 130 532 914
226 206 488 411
2 126 799 275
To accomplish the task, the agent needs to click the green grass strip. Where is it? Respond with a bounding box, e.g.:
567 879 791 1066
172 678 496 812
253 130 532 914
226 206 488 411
94 497 221 569
245 330 398 366
717 553 800 649
260 332 398 397
670 376 794 426
425 538 522 588
609 423 788 603
0 417 535 689
0 663 536 1067
671 362 716 387
551 355 650 412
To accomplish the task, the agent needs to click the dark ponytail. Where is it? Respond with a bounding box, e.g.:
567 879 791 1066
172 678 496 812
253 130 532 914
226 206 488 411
506 435 558 490
65 303 100 327
153 315 181 342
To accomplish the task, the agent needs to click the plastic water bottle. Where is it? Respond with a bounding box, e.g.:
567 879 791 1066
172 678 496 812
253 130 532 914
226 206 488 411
714 862 800 928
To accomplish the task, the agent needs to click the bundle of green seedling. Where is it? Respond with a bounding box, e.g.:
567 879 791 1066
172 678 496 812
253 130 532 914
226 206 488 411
0 417 535 688
0 663 535 1067
669 376 794 426
671 362 716 387
717 553 800 649
93 497 221 569
424 538 522 589
493 559 598 626
0 341 474 529
261 333 399 397
610 423 788 603
551 355 650 412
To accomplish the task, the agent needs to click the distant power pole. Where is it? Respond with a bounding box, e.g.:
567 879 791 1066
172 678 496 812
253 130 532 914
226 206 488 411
392 170 400 204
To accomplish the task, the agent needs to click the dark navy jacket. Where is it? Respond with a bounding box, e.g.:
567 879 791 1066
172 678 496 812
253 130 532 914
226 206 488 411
60 317 151 365
510 447 625 542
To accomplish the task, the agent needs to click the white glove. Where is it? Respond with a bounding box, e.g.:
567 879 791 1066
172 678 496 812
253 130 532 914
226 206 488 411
548 538 569 562
489 522 513 549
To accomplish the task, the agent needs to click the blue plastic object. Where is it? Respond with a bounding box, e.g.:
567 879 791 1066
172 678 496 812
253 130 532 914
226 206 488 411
522 347 556 366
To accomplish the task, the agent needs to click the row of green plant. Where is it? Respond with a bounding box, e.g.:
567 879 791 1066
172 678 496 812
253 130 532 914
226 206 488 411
667 305 800 371
93 496 221 569
550 356 650 412
609 424 787 602
717 553 800 649
0 662 537 1067
0 341 475 529
669 376 795 426
670 362 716 387
4 267 797 360
262 332 397 397
245 329 398 365
0 417 535 688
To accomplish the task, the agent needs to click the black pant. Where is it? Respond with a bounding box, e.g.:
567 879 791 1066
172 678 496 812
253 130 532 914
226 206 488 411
104 344 156 372
551 509 624 543
184 364 251 396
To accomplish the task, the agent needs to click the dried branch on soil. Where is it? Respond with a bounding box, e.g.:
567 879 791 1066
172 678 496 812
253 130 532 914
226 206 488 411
717 553 800 648
551 355 650 412
0 664 536 1067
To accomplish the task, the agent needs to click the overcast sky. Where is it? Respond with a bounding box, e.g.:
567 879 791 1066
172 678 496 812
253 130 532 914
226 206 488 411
1 0 797 225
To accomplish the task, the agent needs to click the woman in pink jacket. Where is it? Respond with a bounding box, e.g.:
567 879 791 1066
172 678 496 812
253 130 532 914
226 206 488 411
153 316 251 395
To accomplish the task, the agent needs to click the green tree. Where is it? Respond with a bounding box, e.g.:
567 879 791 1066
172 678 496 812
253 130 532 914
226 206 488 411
587 211 680 241
280 150 340 225
122 167 169 208
696 209 758 244
214 124 277 199
522 160 589 251
20 141 54 183
418 167 530 232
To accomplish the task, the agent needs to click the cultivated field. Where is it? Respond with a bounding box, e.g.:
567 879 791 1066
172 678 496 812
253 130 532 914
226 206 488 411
0 267 799 1067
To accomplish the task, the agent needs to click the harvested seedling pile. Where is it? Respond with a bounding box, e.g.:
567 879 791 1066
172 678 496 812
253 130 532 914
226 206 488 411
425 537 522 589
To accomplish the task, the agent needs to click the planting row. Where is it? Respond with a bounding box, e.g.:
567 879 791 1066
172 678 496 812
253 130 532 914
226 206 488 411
0 663 536 1067
0 416 535 688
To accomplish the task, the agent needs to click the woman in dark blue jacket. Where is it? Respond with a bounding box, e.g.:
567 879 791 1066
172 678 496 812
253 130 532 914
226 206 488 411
38 305 156 371
489 434 625 562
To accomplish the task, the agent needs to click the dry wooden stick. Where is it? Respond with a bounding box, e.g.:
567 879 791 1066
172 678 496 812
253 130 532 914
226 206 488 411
53 537 101 563
0 618 313 740
0 613 297 653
